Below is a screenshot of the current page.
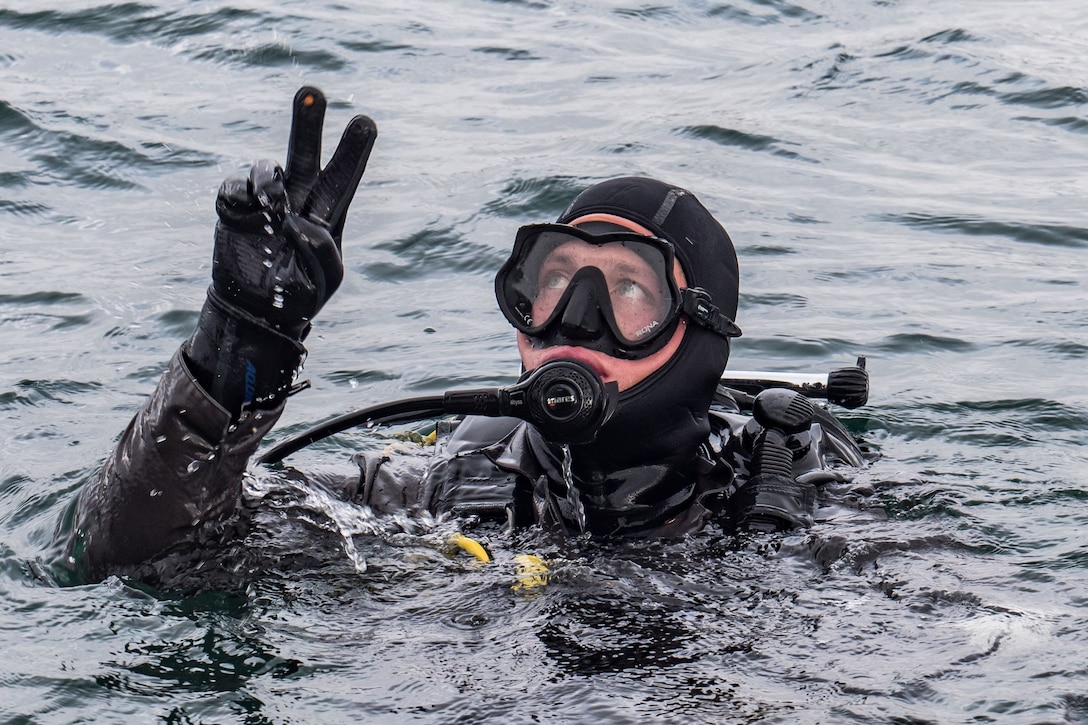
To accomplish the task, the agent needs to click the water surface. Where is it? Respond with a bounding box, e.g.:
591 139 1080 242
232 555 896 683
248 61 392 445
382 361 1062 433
2 1 1087 722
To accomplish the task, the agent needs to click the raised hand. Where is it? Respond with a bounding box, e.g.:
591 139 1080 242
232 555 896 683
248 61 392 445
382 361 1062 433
187 87 377 413
211 87 377 337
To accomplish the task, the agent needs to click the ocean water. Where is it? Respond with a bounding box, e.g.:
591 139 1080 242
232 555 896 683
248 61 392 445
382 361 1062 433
2 0 1087 722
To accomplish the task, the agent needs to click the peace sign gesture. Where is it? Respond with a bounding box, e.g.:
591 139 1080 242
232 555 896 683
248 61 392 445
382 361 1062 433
211 86 378 338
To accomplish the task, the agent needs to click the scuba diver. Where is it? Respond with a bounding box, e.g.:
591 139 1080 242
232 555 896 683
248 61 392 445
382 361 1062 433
64 87 869 583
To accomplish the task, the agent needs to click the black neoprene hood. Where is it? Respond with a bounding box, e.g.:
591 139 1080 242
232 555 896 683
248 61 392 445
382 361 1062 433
553 176 742 474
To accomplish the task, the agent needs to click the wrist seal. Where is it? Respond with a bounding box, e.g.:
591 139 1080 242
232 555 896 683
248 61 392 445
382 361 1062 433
185 289 307 416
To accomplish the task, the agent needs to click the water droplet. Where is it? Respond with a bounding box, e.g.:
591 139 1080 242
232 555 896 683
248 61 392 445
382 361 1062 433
187 461 201 474
149 489 163 497
560 444 587 534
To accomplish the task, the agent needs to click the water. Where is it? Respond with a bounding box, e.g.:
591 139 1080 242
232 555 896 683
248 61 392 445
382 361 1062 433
2 0 1087 721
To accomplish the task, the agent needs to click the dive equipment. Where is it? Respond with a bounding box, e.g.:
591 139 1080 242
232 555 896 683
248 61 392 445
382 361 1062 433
496 223 741 360
733 387 819 532
722 357 869 409
258 359 618 464
449 534 491 563
258 360 865 465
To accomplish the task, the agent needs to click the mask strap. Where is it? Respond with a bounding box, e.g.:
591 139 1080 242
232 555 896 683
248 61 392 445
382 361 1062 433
680 288 742 338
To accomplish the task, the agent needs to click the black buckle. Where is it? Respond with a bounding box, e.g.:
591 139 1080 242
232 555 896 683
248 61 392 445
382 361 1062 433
681 288 742 338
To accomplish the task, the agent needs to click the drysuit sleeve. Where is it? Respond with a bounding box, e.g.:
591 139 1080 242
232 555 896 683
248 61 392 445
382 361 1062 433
67 349 283 582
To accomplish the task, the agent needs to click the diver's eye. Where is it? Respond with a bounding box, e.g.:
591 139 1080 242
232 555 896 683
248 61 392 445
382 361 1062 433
613 278 649 302
539 270 571 293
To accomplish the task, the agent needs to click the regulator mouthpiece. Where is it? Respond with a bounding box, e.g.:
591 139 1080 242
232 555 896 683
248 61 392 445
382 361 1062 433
443 359 618 444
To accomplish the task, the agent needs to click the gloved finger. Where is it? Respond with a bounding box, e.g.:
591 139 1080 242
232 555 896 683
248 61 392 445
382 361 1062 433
304 114 377 241
215 174 253 216
249 159 287 223
285 215 344 310
284 86 327 211
215 167 277 231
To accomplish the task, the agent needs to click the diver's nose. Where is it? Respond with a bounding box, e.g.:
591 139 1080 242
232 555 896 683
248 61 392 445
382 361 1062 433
559 282 605 340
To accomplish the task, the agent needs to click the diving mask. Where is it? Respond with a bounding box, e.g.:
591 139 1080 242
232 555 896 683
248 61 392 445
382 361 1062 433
495 223 741 360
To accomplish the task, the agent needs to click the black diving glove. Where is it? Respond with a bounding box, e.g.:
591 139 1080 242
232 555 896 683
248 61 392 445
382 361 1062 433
186 86 377 415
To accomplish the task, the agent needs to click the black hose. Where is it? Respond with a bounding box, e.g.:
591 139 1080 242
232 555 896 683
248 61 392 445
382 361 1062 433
257 395 447 465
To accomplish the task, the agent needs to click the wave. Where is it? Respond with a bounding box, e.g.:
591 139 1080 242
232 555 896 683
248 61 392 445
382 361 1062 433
0 379 104 411
362 226 508 281
880 213 1088 249
0 4 356 72
0 99 216 195
0 4 260 44
480 176 588 219
679 124 812 161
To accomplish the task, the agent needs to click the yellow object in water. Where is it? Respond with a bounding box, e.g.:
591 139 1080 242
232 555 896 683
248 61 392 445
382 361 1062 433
512 554 549 592
449 534 491 563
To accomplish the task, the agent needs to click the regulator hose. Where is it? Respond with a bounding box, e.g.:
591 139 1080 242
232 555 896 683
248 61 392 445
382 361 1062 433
258 359 618 465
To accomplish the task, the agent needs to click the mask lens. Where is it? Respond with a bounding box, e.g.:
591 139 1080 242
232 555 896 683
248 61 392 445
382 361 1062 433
498 225 679 347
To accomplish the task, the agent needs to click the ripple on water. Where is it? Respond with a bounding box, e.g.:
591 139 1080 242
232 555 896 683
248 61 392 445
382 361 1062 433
362 226 507 281
880 212 1088 249
679 124 812 161
0 99 217 194
741 292 809 309
1024 116 1088 134
737 335 865 360
479 175 589 219
0 379 103 411
0 170 33 190
878 395 1088 450
0 4 260 44
192 44 349 71
875 332 977 354
706 1 822 25
1010 338 1088 359
1 291 93 338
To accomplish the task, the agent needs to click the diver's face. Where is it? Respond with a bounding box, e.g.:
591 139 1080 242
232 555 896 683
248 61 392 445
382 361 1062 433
517 215 687 392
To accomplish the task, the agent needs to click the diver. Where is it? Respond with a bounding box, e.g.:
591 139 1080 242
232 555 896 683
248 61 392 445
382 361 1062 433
63 87 869 583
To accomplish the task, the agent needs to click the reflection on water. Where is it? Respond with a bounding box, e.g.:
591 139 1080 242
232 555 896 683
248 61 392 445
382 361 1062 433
1 0 1087 721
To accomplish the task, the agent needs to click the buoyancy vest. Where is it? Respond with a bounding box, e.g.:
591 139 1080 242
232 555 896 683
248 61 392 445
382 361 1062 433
352 388 864 538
